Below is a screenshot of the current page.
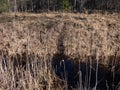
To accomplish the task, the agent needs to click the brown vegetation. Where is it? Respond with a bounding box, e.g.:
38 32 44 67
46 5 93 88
0 12 120 89
0 12 120 64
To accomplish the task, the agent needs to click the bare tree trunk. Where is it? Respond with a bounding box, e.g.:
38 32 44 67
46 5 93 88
48 0 50 11
14 0 17 13
31 0 34 12
74 0 77 11
74 0 76 8
7 0 10 12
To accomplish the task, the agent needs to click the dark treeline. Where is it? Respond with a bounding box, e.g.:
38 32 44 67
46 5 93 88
0 0 120 13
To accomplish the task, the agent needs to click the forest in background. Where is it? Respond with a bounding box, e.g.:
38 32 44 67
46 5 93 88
0 0 120 13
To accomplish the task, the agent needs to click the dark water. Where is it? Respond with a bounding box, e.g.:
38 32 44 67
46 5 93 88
1 50 120 90
52 53 120 90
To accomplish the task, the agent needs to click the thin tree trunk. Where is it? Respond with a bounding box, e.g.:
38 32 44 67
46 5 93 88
7 0 10 12
48 0 50 11
74 0 76 8
14 0 17 13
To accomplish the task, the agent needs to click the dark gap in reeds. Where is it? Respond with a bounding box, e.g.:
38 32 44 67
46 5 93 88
52 53 120 90
51 23 120 89
0 50 120 89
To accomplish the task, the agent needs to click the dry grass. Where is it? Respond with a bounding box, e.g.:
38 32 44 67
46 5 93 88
0 12 120 63
0 12 120 90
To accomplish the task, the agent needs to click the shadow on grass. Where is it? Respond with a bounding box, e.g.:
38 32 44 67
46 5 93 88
51 24 120 90
52 53 120 90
